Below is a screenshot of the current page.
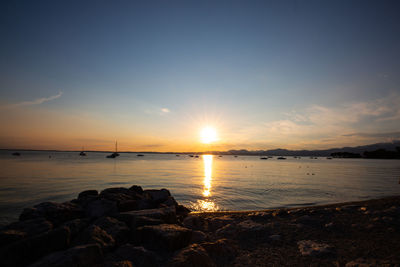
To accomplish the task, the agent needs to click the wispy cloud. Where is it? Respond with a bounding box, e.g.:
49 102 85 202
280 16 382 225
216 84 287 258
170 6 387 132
161 108 170 113
2 91 63 109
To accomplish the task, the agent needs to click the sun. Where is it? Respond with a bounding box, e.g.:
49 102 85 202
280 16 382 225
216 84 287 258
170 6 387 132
200 127 218 144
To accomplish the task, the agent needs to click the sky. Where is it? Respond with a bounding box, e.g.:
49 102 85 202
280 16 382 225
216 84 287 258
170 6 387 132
1 0 400 152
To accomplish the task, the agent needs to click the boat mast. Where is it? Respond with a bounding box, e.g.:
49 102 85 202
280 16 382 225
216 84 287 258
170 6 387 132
115 141 117 153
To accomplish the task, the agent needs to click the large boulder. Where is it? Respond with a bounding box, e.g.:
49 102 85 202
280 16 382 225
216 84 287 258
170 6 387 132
117 206 177 227
297 240 335 257
0 217 53 246
19 202 83 225
143 189 171 203
73 225 115 251
105 244 160 267
168 244 216 267
0 226 70 267
62 218 89 240
201 239 238 265
93 217 130 245
100 187 143 203
85 199 118 218
136 224 192 251
29 244 103 267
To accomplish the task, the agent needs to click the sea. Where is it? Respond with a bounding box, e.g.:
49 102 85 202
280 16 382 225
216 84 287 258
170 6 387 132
1 150 400 226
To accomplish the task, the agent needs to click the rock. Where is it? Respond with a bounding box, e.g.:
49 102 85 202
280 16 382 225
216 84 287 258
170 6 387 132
176 205 191 217
269 234 281 241
20 202 83 225
78 189 98 199
144 189 171 203
129 185 144 194
29 244 103 267
74 225 115 250
93 216 130 244
62 218 89 239
2 217 53 239
86 199 118 218
183 215 206 231
190 230 207 243
0 226 70 267
207 216 234 232
100 187 143 203
215 220 267 240
136 224 192 251
162 196 178 207
344 257 398 267
201 239 237 265
297 240 334 257
106 260 134 267
168 243 216 267
293 215 320 227
129 216 163 228
0 229 26 247
106 244 160 267
117 206 177 227
118 200 139 212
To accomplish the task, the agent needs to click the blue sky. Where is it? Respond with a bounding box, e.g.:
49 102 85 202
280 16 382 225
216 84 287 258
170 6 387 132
1 0 400 151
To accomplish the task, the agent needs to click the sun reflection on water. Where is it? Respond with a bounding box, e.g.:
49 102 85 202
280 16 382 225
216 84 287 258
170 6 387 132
190 155 219 212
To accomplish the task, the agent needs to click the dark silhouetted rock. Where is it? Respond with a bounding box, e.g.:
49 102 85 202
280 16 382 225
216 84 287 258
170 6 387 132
117 206 177 227
0 229 26 247
201 239 238 265
85 199 118 218
106 244 160 267
143 189 171 203
29 244 103 267
168 243 216 267
190 230 207 243
297 240 334 257
183 215 206 231
74 225 115 251
93 217 130 245
136 224 192 251
129 185 143 194
20 202 83 225
62 218 89 239
2 217 53 239
78 189 98 199
106 260 134 267
100 187 142 203
206 216 234 232
0 226 70 267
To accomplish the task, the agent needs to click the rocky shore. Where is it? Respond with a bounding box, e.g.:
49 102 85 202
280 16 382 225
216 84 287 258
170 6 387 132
1 186 400 267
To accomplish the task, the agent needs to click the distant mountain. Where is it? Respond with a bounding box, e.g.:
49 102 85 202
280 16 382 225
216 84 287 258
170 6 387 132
219 140 400 157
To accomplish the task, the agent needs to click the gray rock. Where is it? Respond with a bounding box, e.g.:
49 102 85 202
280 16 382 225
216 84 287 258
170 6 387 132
86 199 118 218
136 223 192 251
168 243 216 267
106 244 160 267
29 243 103 267
297 240 334 257
0 226 70 267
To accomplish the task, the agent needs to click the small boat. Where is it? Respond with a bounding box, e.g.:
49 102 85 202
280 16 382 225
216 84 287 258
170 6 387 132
79 147 86 156
106 141 120 158
234 155 238 157
268 156 273 158
277 157 286 160
176 155 180 157
260 157 268 160
189 155 194 157
12 152 21 156
194 155 199 158
137 154 144 157
218 155 222 157
326 157 332 159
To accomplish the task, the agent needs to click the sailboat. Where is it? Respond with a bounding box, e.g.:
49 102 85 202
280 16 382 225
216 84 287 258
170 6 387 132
106 141 120 158
79 146 86 156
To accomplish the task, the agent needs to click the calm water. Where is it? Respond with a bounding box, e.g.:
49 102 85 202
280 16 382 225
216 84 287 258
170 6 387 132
0 150 400 226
